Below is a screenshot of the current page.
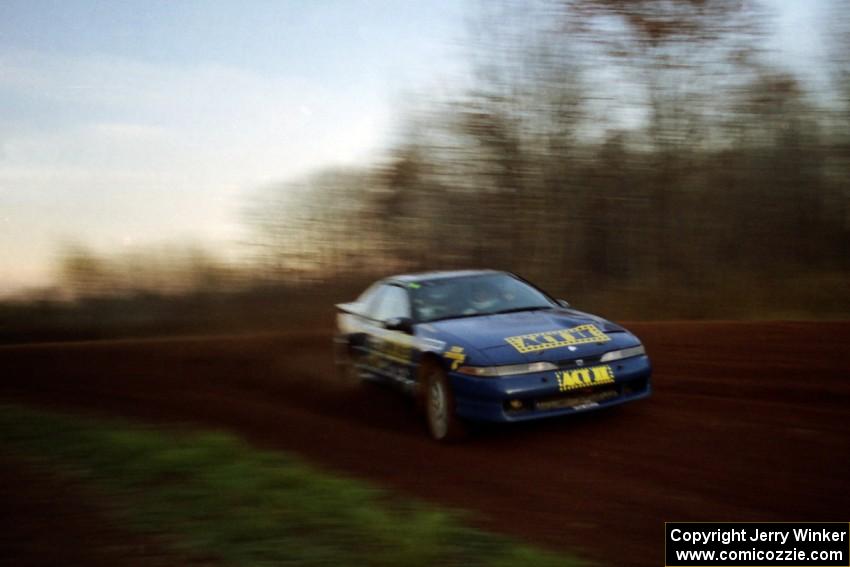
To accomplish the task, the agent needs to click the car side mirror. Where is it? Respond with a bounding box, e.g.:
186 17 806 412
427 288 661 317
385 317 414 334
556 299 571 308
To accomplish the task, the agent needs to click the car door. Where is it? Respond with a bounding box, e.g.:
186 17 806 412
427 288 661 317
366 284 417 388
340 283 389 377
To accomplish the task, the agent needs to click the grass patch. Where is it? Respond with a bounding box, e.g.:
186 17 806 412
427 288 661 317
0 404 583 567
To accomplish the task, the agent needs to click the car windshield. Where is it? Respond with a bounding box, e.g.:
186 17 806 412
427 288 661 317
410 273 556 323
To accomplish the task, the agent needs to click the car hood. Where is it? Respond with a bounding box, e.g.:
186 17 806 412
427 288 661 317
426 308 634 364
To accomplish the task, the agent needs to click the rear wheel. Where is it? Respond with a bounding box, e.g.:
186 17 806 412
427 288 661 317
424 365 466 442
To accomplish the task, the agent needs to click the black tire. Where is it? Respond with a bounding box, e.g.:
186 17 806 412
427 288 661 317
423 364 466 442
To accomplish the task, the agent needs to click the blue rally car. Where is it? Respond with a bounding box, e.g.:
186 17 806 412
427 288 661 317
334 270 651 441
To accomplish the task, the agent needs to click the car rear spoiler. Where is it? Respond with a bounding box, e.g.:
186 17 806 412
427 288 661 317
335 302 361 314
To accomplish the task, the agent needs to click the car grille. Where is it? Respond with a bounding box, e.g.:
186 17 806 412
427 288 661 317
555 354 603 369
534 384 619 410
503 376 649 414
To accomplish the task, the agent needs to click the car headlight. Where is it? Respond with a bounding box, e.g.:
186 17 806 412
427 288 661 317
456 361 557 377
599 344 645 362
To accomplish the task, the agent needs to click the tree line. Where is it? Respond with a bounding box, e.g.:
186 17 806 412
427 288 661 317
246 0 849 318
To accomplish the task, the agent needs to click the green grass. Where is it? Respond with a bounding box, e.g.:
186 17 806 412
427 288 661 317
0 404 584 567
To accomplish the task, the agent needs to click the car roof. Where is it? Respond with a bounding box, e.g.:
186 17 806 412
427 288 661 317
386 269 505 284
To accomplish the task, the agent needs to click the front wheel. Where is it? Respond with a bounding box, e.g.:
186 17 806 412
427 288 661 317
424 365 466 442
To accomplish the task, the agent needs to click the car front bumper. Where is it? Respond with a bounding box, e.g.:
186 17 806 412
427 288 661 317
449 355 652 423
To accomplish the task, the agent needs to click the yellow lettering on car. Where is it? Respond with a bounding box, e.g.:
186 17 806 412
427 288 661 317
555 365 615 392
504 324 609 353
443 346 466 370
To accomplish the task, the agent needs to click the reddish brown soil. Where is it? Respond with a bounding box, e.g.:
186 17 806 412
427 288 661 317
1 322 848 567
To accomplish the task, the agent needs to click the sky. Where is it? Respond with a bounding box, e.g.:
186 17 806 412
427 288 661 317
0 0 832 296
0 0 468 295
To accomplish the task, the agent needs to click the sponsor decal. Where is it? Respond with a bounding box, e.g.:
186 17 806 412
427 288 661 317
443 346 466 370
505 324 610 353
555 365 615 392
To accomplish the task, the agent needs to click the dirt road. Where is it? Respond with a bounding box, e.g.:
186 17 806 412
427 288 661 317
1 322 848 566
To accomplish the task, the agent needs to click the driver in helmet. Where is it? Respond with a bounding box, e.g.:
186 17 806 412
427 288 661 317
468 282 500 312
